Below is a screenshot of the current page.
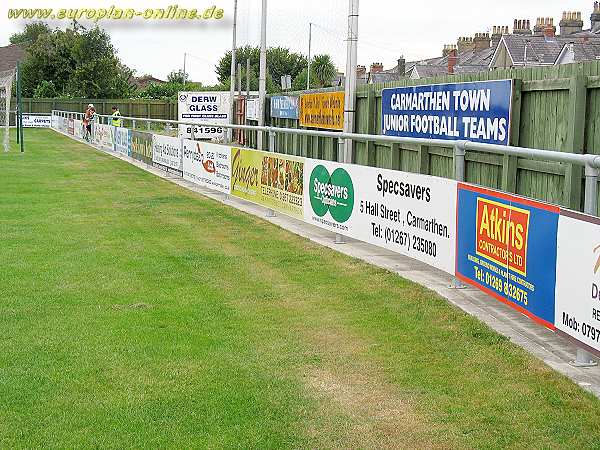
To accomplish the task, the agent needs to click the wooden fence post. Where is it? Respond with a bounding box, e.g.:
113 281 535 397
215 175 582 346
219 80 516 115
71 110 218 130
502 79 521 192
564 73 587 210
366 87 377 166
417 145 430 175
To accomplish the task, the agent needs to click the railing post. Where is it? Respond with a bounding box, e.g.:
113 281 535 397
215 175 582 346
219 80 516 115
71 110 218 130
132 119 136 130
451 141 467 289
333 136 347 244
571 164 600 367
266 130 276 218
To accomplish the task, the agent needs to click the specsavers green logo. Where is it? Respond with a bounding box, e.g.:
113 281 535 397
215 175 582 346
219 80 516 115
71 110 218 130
309 165 354 223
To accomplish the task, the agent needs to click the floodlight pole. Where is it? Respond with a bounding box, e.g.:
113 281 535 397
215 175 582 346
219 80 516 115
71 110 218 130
228 0 238 143
257 0 267 150
307 22 312 90
335 0 359 244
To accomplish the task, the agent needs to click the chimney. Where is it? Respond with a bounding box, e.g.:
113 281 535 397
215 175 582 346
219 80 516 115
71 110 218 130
370 62 383 74
513 18 533 35
491 26 508 47
396 56 406 76
473 32 491 50
448 48 458 74
560 11 584 35
592 2 600 33
356 65 366 79
543 18 556 38
442 44 457 57
457 36 475 53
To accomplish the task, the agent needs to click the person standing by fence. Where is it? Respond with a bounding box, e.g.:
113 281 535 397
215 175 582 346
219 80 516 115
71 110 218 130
111 106 122 127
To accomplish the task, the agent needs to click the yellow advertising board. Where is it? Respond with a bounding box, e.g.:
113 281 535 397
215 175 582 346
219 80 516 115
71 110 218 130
299 92 344 130
230 147 304 219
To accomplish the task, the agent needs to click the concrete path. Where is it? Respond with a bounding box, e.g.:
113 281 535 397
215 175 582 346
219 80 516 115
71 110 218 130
71 136 600 398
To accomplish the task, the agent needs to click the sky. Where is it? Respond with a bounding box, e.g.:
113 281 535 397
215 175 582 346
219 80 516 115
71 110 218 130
1 0 597 84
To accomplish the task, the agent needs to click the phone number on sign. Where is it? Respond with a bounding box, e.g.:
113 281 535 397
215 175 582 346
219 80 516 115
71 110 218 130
371 223 437 257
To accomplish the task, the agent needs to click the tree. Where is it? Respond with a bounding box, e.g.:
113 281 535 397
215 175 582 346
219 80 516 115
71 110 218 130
215 46 307 88
12 24 135 98
33 80 58 98
167 69 188 84
311 54 337 88
9 22 51 46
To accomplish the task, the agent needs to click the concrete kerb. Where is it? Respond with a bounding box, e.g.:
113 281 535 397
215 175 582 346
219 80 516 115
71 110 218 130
57 129 600 399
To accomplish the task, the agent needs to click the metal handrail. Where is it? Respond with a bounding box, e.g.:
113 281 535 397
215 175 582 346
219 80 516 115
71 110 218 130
52 109 600 170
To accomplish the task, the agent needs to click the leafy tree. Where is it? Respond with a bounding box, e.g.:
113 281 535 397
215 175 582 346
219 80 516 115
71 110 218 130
9 22 51 46
215 46 307 88
167 69 188 84
12 24 135 98
33 80 58 98
311 54 337 87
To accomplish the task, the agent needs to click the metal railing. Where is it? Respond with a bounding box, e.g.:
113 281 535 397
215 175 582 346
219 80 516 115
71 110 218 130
52 109 600 367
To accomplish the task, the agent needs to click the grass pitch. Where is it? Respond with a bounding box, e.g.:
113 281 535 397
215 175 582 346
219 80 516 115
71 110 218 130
1 129 600 449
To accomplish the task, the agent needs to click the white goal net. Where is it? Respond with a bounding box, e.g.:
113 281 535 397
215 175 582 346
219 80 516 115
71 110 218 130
0 69 15 153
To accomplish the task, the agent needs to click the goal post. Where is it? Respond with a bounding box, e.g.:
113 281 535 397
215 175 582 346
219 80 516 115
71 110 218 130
0 68 15 153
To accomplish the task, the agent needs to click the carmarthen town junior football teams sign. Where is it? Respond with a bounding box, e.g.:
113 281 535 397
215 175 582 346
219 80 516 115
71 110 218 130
381 80 513 145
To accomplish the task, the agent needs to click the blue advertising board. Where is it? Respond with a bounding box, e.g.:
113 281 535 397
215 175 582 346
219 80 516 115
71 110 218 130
456 183 559 329
382 79 513 145
114 126 131 156
271 95 299 120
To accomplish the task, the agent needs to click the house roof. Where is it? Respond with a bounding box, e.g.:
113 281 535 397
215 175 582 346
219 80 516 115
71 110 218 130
0 44 25 73
493 34 600 66
562 41 600 62
368 71 404 84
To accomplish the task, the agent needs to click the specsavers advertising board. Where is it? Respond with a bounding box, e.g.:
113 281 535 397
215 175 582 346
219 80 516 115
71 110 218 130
555 210 600 353
230 147 304 219
299 92 344 130
456 183 559 329
152 134 183 171
304 159 457 274
182 140 231 194
178 91 230 140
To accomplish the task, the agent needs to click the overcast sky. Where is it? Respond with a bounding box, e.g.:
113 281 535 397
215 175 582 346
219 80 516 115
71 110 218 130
1 0 597 84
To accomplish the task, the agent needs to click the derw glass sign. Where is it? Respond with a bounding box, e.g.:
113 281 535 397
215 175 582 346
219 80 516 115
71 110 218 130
381 80 513 145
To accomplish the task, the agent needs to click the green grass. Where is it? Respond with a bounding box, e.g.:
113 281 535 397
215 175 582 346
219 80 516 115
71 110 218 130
2 129 600 449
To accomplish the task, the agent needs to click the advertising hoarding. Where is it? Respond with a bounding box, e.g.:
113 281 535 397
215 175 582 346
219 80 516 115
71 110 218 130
456 183 559 328
178 91 230 140
152 134 183 171
182 140 231 194
299 92 344 130
555 210 600 353
304 159 457 274
381 80 513 145
230 147 304 219
271 95 299 120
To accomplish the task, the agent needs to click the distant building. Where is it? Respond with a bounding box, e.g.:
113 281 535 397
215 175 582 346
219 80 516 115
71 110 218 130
0 44 25 73
358 3 600 83
131 75 166 90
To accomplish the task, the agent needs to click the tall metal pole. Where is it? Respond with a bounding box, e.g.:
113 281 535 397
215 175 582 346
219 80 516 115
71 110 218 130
246 58 250 97
342 0 359 163
307 22 312 90
183 52 187 91
257 0 267 150
228 0 238 143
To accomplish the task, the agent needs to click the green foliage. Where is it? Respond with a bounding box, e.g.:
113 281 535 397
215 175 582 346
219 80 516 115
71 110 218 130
311 54 337 87
215 45 310 93
33 80 58 98
167 69 188 84
13 23 134 98
9 22 51 46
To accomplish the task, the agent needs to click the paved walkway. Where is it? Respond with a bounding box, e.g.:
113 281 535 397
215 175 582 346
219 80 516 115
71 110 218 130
71 135 600 398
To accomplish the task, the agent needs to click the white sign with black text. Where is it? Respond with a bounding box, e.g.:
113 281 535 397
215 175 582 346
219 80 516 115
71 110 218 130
182 140 231 194
178 91 230 140
303 159 457 274
152 134 183 171
22 114 51 128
